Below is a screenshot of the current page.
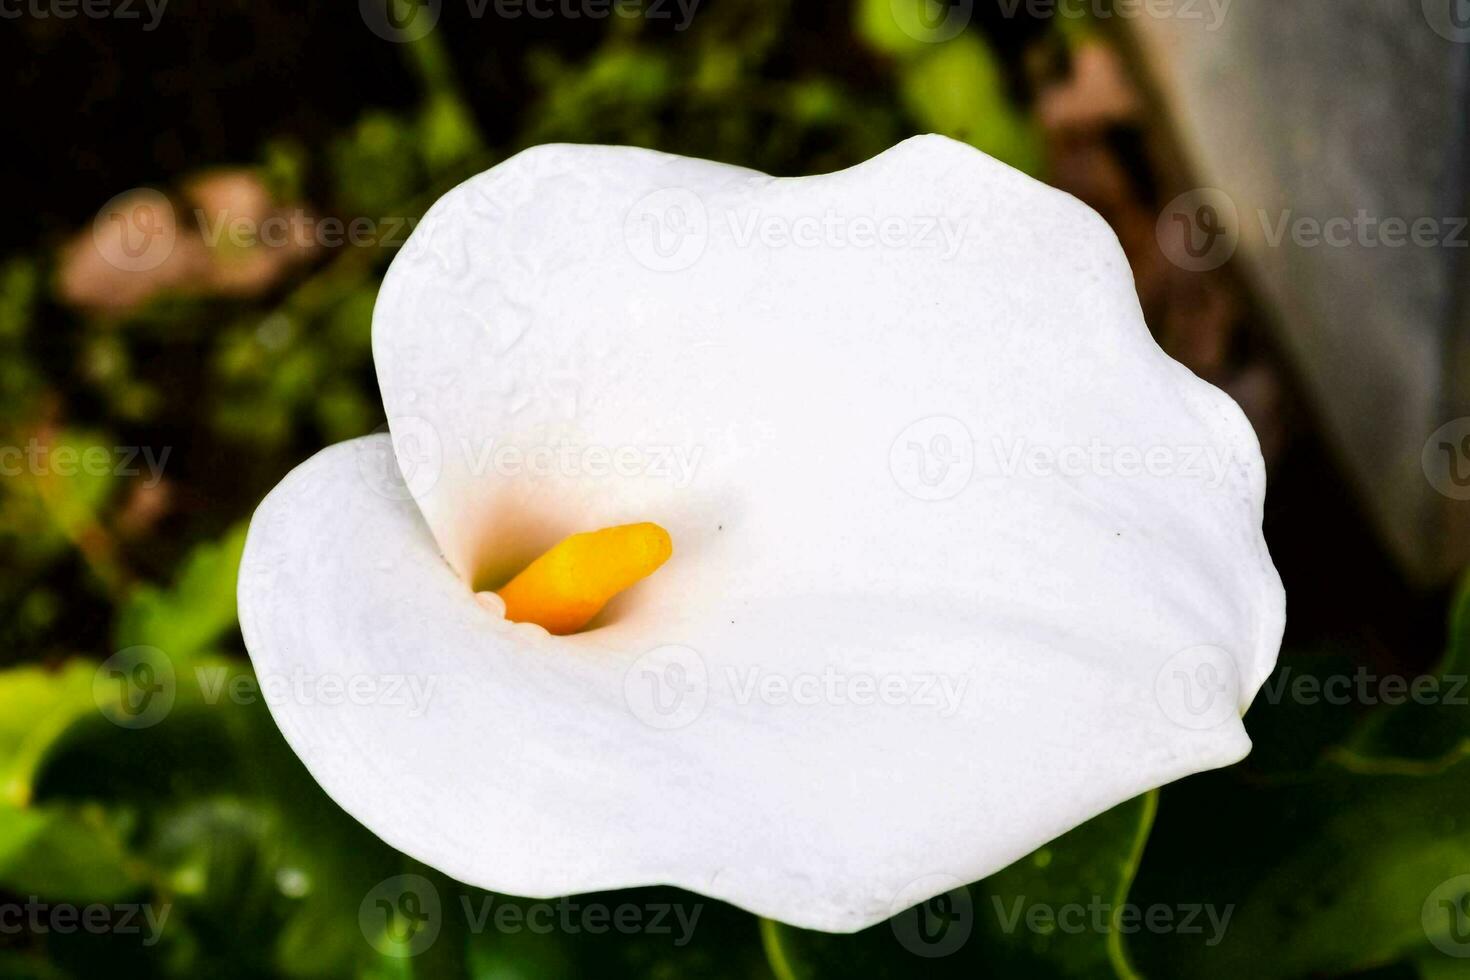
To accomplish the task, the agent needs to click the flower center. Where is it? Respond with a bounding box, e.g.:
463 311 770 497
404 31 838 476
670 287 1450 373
493 522 672 635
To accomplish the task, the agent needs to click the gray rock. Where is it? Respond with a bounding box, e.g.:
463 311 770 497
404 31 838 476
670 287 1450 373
1122 0 1470 581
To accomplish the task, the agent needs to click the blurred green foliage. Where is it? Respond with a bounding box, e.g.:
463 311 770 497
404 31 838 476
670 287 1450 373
0 2 1463 978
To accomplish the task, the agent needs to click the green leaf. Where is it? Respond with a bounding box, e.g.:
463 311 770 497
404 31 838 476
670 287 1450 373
0 661 149 903
898 35 1044 175
0 257 38 342
27 678 408 978
457 884 763 980
5 429 121 577
1417 947 1470 979
0 951 70 980
0 660 99 807
1127 755 1470 977
763 793 1156 978
0 803 143 902
856 0 971 57
330 112 424 218
419 95 483 177
114 523 248 659
1343 568 1470 765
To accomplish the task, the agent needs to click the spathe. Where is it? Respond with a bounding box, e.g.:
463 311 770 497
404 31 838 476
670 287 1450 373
239 135 1284 932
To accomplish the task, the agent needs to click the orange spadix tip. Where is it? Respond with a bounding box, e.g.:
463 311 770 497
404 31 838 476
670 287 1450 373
494 522 672 635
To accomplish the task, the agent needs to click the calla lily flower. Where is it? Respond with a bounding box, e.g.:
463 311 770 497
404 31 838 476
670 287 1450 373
238 135 1284 933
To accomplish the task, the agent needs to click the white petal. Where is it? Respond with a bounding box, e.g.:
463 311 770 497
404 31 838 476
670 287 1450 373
243 136 1285 932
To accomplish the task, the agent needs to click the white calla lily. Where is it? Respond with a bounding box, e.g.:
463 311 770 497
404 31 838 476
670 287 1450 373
237 135 1284 933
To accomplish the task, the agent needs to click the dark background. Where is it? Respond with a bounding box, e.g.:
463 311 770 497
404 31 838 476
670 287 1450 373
0 1 1460 977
